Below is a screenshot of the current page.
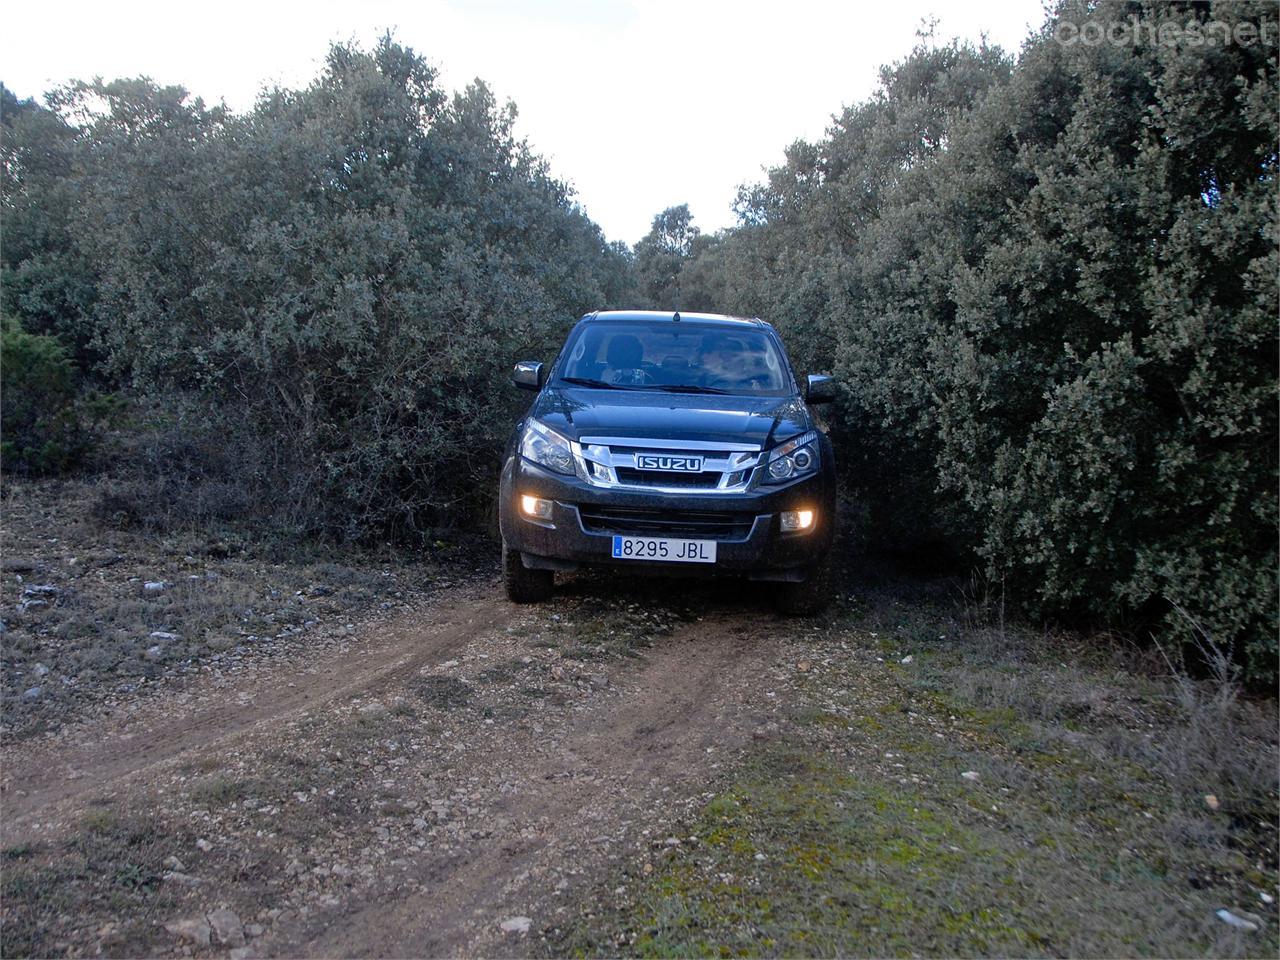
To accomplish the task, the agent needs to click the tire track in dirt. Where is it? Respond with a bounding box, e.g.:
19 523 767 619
0 580 516 843
260 608 779 958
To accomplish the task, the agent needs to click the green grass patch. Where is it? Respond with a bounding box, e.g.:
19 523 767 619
559 736 1273 957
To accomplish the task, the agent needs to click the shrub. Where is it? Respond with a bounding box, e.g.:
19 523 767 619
683 2 1278 682
29 39 631 538
0 315 86 474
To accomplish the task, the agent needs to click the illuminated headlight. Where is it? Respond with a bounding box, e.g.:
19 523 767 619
520 494 553 520
764 431 820 483
781 509 816 532
520 419 577 476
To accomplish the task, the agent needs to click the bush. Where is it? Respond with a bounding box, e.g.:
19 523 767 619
0 315 87 474
683 2 1278 683
7 39 632 537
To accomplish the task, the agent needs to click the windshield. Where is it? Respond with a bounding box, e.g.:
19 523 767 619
555 322 793 396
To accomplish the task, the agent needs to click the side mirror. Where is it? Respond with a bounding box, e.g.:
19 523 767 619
512 361 545 391
805 374 836 404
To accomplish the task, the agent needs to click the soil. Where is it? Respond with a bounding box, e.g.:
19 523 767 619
2 563 800 958
3 479 1276 959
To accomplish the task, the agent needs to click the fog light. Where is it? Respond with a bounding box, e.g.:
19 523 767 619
781 508 815 532
520 494 553 520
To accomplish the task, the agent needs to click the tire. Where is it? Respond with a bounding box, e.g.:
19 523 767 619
775 553 832 616
502 541 553 603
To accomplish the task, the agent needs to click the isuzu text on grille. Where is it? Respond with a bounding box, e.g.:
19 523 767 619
634 454 702 472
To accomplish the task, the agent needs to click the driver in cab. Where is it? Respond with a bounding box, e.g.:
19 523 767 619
699 333 754 388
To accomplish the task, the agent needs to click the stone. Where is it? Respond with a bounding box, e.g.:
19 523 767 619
961 771 980 781
207 907 245 946
195 838 213 851
31 663 49 677
1216 908 1260 932
499 916 532 934
144 581 169 592
22 687 41 701
164 919 211 946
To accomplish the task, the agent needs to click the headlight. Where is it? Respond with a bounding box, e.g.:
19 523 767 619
520 419 577 476
763 431 819 483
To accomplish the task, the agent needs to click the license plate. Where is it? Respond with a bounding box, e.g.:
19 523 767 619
610 535 717 563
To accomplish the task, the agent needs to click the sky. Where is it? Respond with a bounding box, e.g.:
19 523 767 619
2 0 1047 245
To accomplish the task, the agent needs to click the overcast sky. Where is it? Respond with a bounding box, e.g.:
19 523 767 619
2 0 1046 245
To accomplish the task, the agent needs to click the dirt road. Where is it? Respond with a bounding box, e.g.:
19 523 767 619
1 574 794 957
1 581 514 834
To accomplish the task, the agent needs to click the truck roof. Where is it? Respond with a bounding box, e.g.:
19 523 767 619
581 310 768 328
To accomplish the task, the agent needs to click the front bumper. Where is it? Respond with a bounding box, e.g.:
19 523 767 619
498 455 835 580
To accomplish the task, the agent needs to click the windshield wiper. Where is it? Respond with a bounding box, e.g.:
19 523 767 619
561 377 732 395
559 376 627 390
648 383 731 395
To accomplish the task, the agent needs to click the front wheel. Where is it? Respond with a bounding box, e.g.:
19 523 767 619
775 554 832 616
502 541 554 603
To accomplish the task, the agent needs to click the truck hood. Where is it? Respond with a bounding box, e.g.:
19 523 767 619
531 386 812 449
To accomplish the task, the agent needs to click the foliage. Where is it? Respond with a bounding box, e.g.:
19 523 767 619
633 203 716 311
681 1 1278 681
0 84 98 369
2 38 633 536
0 315 93 475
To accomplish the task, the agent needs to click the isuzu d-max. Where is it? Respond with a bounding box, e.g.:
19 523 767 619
498 310 837 613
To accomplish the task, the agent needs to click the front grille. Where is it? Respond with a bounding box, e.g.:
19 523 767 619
614 467 721 489
579 506 756 541
576 435 763 494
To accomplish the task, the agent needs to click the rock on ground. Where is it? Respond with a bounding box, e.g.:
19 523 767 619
207 906 245 946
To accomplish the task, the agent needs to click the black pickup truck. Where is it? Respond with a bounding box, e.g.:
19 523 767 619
498 310 837 613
